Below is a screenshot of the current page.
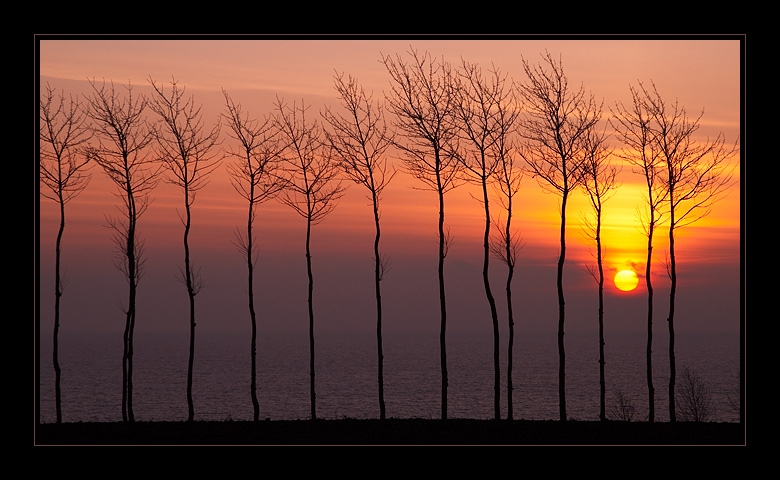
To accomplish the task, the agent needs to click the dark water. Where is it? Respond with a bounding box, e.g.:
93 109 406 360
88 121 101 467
37 329 741 423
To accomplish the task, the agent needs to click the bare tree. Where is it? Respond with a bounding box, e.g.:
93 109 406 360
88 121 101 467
611 84 668 423
83 79 160 422
382 49 462 420
453 60 518 420
516 52 602 422
222 90 287 422
489 109 523 421
579 127 619 422
609 388 638 422
676 365 714 422
39 84 93 424
148 77 221 422
322 72 396 420
276 97 345 420
636 81 738 422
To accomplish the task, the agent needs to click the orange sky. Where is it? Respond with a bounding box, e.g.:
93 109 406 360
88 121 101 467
37 36 742 337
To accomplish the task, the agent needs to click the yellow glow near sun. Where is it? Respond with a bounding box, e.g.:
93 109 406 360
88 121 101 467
614 270 639 292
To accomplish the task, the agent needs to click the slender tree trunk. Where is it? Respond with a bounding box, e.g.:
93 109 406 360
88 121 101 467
596 208 606 422
436 155 448 421
505 265 515 421
127 266 136 423
480 177 500 420
306 216 317 420
504 195 515 421
373 192 386 420
184 192 196 422
646 218 656 423
122 312 130 422
247 194 260 422
125 186 137 423
127 318 136 422
557 191 568 422
668 214 677 423
53 198 65 424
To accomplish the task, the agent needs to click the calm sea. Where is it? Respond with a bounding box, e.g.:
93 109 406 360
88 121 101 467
37 329 741 424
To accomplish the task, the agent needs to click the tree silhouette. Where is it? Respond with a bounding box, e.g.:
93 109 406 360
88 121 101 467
222 90 288 422
611 84 668 423
276 97 345 420
382 49 462 420
453 60 518 420
83 79 160 422
636 81 738 422
148 77 221 422
39 84 93 424
322 72 396 420
579 127 619 422
609 389 638 422
516 52 602 422
488 107 523 421
676 365 714 422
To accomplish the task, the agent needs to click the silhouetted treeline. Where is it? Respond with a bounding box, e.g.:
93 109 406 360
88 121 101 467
39 47 740 424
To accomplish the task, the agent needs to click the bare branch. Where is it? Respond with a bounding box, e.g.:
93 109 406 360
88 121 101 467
40 83 93 204
382 48 463 193
489 213 524 267
84 78 162 204
377 253 392 281
323 71 397 202
453 60 518 184
622 80 738 231
223 89 289 207
276 97 345 225
579 126 621 245
148 76 222 204
104 213 147 284
517 51 602 195
610 82 669 221
441 226 453 259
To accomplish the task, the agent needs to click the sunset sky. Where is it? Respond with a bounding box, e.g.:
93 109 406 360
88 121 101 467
36 35 743 342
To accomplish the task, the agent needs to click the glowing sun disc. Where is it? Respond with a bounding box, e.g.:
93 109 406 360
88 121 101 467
614 270 639 292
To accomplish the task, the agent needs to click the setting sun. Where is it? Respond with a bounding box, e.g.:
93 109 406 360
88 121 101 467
614 270 639 292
